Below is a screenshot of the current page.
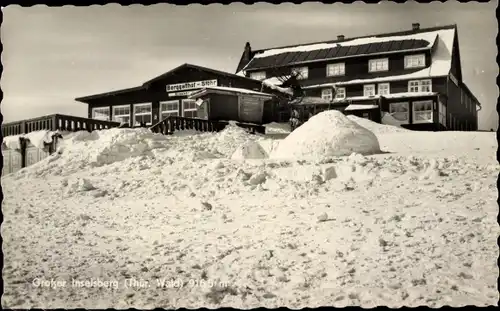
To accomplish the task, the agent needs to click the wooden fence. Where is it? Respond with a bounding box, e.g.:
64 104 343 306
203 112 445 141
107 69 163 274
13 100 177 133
2 114 121 137
150 116 266 135
1 135 61 176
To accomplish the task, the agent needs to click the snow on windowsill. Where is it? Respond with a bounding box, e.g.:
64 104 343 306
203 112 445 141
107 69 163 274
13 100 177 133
345 104 379 111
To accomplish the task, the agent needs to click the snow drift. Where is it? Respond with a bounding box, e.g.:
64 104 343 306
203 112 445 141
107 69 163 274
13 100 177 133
1 113 498 308
231 141 268 160
264 122 291 135
270 110 381 160
347 115 409 135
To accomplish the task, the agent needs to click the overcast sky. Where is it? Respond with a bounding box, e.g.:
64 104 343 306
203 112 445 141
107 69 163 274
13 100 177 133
1 1 498 130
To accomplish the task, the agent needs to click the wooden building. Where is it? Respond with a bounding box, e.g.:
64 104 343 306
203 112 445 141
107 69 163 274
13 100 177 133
75 63 281 127
236 23 481 131
188 86 274 124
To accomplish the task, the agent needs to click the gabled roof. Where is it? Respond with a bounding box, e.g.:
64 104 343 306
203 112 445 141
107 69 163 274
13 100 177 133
240 24 457 72
142 63 262 87
75 86 146 103
75 63 264 103
244 38 435 71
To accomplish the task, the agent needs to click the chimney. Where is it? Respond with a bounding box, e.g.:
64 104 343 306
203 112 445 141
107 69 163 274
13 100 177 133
412 23 420 31
337 35 345 41
243 42 252 63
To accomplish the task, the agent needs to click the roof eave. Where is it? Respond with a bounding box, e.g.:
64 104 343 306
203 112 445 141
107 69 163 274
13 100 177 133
74 85 145 102
250 24 457 55
189 88 273 99
245 46 433 72
141 63 189 86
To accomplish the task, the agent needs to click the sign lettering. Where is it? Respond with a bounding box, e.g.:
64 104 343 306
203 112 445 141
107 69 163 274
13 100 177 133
168 90 198 97
166 79 218 92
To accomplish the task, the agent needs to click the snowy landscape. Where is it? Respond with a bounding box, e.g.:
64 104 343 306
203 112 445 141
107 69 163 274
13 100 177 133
1 111 498 308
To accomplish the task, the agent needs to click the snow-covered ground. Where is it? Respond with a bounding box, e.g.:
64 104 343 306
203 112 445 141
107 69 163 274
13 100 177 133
2 112 498 308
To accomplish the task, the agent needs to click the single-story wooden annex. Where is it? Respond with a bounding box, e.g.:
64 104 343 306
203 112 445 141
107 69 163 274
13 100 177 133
74 63 287 126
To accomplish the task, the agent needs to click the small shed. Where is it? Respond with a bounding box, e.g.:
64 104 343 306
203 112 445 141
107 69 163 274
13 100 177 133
189 86 275 124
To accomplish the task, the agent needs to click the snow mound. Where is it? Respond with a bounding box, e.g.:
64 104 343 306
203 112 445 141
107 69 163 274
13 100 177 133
25 128 170 176
264 122 291 134
24 130 57 149
2 130 57 150
3 135 23 150
270 110 381 160
206 123 262 157
231 141 268 160
347 115 409 135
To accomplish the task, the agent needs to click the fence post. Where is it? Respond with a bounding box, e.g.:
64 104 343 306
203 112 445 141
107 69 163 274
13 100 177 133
20 138 27 168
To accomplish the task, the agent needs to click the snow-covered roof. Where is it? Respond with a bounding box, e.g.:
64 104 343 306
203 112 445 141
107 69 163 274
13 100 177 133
330 93 438 103
302 28 454 88
382 92 438 99
262 76 286 86
292 96 334 105
262 77 294 96
188 86 274 99
253 31 439 59
344 104 379 111
244 27 455 82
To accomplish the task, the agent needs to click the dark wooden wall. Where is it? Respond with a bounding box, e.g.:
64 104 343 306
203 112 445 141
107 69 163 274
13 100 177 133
246 50 432 86
85 66 265 124
205 93 239 121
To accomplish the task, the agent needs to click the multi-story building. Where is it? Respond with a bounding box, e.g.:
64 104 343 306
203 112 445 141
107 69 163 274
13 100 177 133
235 23 481 131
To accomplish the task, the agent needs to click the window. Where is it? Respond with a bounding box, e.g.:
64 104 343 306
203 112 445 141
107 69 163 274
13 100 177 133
249 71 266 81
368 58 389 72
326 63 345 77
321 88 333 101
389 102 409 122
420 80 432 92
335 87 346 99
160 100 179 120
291 67 309 80
438 101 447 126
404 54 426 69
378 83 390 96
92 107 110 121
182 99 197 118
364 84 376 97
408 80 432 93
413 100 433 123
112 105 131 124
133 103 152 126
362 112 370 119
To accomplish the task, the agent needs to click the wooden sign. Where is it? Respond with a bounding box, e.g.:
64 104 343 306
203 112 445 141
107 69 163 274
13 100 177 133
166 79 218 92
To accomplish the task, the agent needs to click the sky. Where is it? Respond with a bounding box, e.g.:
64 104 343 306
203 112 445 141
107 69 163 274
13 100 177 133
1 1 498 130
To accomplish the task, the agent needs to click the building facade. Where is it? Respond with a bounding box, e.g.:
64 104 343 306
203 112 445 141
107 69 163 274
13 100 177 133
75 63 270 126
236 23 481 131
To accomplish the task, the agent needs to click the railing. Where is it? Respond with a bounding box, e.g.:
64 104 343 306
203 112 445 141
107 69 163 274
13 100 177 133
149 116 266 135
150 116 229 135
2 114 121 137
